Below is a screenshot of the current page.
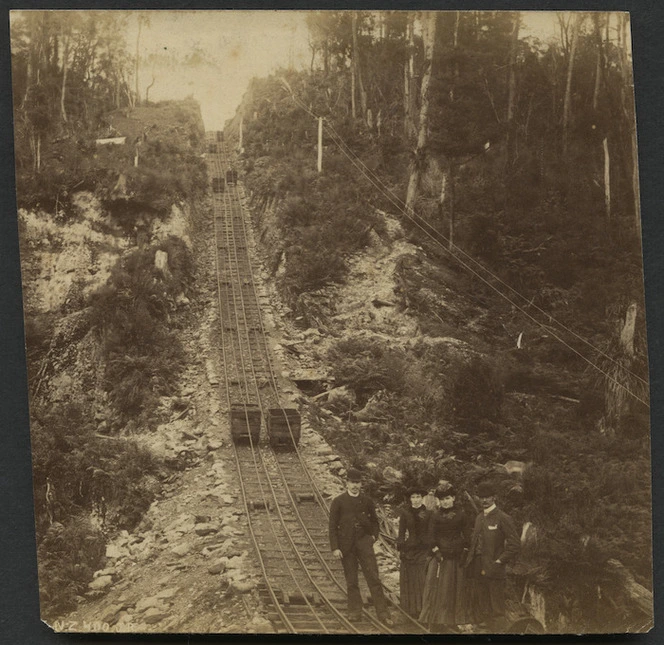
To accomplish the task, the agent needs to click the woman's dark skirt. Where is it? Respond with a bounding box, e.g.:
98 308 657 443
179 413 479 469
399 550 429 618
419 556 471 627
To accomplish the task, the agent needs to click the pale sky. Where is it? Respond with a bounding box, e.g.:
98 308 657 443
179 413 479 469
127 11 309 130
64 11 630 131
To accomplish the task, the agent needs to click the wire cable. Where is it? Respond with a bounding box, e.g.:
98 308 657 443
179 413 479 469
311 117 649 408
283 86 648 391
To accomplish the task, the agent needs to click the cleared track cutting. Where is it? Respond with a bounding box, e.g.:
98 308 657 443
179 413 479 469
206 132 425 634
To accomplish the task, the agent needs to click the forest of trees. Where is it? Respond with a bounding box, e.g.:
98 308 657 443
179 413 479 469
11 12 208 619
237 11 651 631
241 10 647 437
9 9 652 631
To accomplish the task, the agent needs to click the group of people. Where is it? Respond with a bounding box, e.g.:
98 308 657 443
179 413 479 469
329 468 520 632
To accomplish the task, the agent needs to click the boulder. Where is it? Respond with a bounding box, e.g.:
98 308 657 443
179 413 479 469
143 607 168 625
170 543 191 557
136 596 163 613
231 579 256 594
208 561 226 575
382 466 403 485
88 576 113 591
94 567 117 579
101 604 125 625
156 587 179 600
194 523 219 536
327 386 356 409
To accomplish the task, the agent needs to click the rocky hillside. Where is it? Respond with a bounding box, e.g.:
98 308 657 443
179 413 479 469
227 66 652 633
20 99 406 632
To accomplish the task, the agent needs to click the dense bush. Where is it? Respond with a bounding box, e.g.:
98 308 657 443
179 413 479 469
451 355 504 432
90 239 192 426
31 401 162 620
37 516 106 622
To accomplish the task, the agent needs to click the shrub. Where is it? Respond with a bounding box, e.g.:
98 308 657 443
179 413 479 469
90 242 192 424
328 337 408 403
31 402 163 532
451 355 504 432
37 516 106 622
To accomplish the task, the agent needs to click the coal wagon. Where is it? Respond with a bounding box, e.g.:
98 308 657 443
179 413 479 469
267 408 301 449
230 403 261 444
212 176 225 193
225 169 238 186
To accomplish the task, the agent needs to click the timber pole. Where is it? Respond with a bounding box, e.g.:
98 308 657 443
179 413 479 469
317 117 323 173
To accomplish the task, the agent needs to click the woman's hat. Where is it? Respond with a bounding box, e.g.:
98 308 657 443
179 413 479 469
434 482 456 499
405 485 428 497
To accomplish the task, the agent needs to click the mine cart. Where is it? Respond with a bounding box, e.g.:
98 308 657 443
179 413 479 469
230 403 261 444
268 408 301 449
212 176 225 193
216 130 224 142
225 169 238 186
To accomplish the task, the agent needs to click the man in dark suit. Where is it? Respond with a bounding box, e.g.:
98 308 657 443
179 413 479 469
329 468 393 626
466 480 520 632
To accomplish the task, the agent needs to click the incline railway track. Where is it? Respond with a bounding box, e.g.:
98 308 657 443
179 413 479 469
205 132 425 634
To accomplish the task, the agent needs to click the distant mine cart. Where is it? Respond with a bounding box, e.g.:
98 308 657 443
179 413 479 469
208 142 218 153
212 176 225 193
230 403 261 444
225 169 238 186
216 130 224 142
268 408 301 449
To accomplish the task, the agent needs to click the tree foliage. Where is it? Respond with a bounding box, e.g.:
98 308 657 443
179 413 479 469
237 11 650 629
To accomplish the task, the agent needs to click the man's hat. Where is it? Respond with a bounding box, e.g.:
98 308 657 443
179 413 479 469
476 480 497 498
347 468 363 482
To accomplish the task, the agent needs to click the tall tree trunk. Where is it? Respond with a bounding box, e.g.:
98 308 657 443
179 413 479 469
603 137 611 220
440 164 456 249
351 13 358 120
615 13 641 237
631 130 641 238
600 303 639 436
405 13 437 214
36 133 41 172
60 34 70 123
134 18 142 107
592 13 603 111
562 14 582 155
351 13 367 123
22 17 34 108
450 11 460 102
144 68 156 104
404 12 416 137
505 11 520 169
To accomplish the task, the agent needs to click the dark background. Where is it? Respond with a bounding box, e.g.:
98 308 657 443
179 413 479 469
1 1 662 643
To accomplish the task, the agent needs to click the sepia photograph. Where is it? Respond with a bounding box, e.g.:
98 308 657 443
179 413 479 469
9 9 653 635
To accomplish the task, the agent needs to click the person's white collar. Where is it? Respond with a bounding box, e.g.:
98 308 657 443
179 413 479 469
483 503 496 515
347 491 360 498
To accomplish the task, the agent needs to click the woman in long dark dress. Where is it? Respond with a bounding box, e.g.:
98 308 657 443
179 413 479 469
419 484 471 630
396 486 430 619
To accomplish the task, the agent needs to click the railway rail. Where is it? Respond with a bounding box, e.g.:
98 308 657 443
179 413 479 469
206 133 424 634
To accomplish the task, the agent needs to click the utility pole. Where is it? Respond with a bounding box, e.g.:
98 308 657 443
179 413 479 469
317 117 323 173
